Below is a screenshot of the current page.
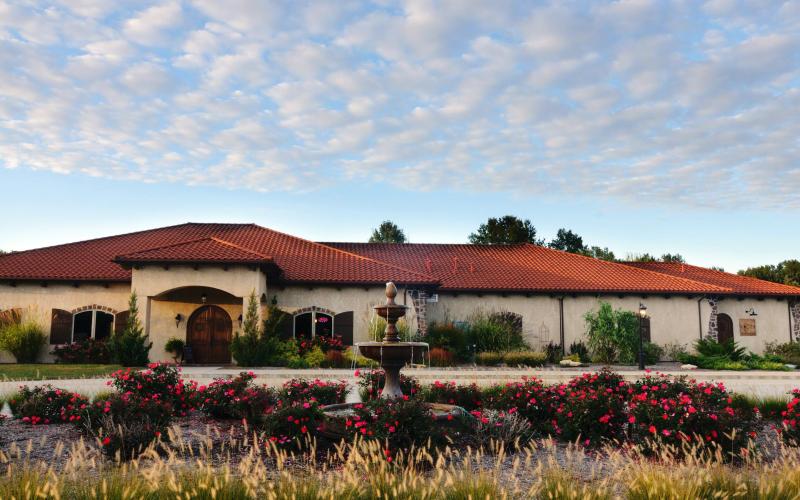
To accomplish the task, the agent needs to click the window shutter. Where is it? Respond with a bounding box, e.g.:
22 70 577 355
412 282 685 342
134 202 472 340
642 317 651 343
334 311 354 346
279 311 294 340
115 310 130 336
50 309 72 345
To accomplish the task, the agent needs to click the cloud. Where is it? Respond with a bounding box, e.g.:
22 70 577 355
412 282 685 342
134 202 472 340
0 1 798 208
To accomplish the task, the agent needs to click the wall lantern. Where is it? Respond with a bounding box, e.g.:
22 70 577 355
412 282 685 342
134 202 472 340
745 307 758 317
200 293 207 304
237 314 243 327
174 313 183 328
638 303 648 318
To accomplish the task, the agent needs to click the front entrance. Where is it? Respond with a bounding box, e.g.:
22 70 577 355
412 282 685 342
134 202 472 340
717 313 734 344
187 305 232 364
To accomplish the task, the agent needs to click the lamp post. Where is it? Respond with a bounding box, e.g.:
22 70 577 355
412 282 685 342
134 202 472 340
638 303 648 370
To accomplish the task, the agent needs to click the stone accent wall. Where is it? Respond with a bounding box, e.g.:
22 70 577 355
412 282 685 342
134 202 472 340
706 296 719 341
411 290 428 336
792 301 800 342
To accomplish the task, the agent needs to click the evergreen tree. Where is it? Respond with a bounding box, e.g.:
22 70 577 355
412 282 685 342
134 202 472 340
109 291 152 367
230 291 262 366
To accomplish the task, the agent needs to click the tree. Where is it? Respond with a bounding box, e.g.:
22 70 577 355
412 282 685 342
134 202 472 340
230 290 262 366
109 291 152 367
660 253 686 263
739 260 800 286
626 253 658 262
369 220 407 243
585 246 616 261
549 228 587 254
469 215 543 245
583 302 639 364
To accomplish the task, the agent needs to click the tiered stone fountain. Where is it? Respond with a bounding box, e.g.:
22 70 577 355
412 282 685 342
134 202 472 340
355 281 428 398
319 282 465 438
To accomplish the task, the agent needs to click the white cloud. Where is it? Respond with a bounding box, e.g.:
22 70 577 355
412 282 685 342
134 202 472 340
0 1 798 207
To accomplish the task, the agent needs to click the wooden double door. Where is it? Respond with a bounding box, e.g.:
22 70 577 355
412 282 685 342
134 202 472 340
187 305 232 364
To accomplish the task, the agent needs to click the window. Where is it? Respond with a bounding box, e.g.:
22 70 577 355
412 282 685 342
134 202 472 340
293 309 334 339
73 310 114 342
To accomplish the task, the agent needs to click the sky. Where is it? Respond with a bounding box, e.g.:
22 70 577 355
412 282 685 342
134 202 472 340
0 0 798 272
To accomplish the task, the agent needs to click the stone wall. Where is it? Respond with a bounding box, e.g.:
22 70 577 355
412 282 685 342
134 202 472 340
792 301 800 342
706 296 719 341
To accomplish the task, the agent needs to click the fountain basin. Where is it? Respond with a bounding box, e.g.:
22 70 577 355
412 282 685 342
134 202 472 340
356 341 429 365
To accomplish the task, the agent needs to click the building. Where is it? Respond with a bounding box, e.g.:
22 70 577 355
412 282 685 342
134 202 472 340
0 222 798 363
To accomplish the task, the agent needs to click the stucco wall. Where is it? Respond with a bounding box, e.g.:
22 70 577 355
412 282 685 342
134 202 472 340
274 285 401 344
148 300 242 362
0 282 130 362
429 293 791 355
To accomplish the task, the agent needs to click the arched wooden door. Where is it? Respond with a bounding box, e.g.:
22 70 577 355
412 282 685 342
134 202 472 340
187 305 232 364
717 313 734 344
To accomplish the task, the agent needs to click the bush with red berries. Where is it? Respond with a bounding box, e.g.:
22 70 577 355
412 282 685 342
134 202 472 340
7 385 89 425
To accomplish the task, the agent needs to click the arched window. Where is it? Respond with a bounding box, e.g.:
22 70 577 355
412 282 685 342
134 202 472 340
293 307 335 339
73 310 114 342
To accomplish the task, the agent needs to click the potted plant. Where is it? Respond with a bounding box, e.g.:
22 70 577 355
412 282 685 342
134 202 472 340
164 337 185 364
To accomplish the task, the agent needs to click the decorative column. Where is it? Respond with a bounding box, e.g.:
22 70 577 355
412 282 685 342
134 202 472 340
792 301 800 342
706 296 719 341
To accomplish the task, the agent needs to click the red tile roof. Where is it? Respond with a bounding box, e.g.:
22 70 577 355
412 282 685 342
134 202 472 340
324 242 736 294
621 262 800 297
114 237 273 265
1 223 798 297
0 223 437 286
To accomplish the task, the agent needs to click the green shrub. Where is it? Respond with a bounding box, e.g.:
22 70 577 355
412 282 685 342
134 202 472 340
502 350 546 367
164 337 185 361
426 322 469 359
476 351 503 366
368 315 410 341
0 321 46 363
303 346 325 367
544 342 562 363
108 292 152 367
765 341 800 365
662 342 689 361
568 341 591 363
343 346 377 368
642 342 663 364
584 302 639 364
466 310 529 353
695 338 747 360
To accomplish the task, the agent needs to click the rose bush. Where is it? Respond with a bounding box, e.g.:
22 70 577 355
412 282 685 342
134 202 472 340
628 374 758 455
482 377 554 435
197 372 276 423
109 363 198 416
79 391 173 460
424 381 483 411
51 338 111 364
279 378 348 406
8 385 89 425
782 389 800 445
262 400 324 451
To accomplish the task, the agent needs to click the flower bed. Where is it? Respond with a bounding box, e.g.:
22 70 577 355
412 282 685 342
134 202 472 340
781 389 800 445
355 369 420 401
197 371 276 423
109 363 198 416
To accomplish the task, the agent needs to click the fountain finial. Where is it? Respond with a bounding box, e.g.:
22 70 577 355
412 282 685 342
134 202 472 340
384 282 397 304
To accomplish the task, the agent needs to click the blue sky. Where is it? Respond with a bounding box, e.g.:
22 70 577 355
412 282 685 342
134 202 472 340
1 1 799 272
